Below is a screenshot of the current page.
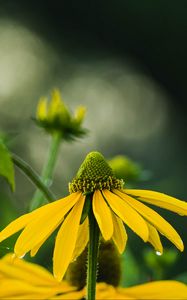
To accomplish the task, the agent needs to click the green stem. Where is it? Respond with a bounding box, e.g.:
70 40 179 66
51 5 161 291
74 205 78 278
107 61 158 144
87 206 100 300
40 133 61 184
29 132 61 210
12 153 55 202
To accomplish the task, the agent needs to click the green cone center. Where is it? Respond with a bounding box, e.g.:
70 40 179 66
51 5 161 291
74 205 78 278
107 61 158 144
69 151 123 193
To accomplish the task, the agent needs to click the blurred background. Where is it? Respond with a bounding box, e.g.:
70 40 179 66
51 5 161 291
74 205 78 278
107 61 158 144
0 0 187 287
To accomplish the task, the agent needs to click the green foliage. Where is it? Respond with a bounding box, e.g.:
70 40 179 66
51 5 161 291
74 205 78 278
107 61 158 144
121 248 146 286
0 139 15 191
143 248 179 280
175 271 187 284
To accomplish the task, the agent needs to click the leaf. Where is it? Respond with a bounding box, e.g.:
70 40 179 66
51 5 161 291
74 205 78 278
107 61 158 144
0 140 15 191
174 272 187 283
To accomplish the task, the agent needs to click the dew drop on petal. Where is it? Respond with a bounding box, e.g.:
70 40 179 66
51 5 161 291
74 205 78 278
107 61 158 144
156 251 162 256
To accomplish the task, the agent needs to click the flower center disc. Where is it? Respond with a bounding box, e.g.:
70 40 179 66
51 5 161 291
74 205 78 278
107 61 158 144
69 151 124 193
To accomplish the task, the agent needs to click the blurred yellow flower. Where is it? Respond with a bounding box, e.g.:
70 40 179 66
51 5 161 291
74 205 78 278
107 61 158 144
0 151 187 281
91 281 187 300
0 255 187 299
35 89 87 140
0 254 76 299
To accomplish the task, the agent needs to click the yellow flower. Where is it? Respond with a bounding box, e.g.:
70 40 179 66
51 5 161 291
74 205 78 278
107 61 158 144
0 151 187 281
35 89 87 140
88 282 187 300
0 254 77 299
1 254 187 299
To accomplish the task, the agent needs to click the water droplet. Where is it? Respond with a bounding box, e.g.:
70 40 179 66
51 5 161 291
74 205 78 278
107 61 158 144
5 246 11 250
156 251 162 256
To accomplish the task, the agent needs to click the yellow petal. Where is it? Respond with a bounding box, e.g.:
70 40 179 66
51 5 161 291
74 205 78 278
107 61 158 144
72 217 89 261
120 280 187 299
74 106 86 124
125 189 187 216
95 283 121 300
147 222 163 254
15 193 81 257
48 90 62 118
93 190 113 240
111 212 127 254
0 213 33 243
118 191 184 251
0 279 55 299
36 97 48 120
103 190 149 242
53 195 85 281
0 262 54 287
30 219 60 257
0 255 56 286
30 233 51 257
50 290 84 299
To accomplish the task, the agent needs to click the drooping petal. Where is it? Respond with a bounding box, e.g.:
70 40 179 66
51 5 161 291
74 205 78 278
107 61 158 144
93 190 113 240
102 190 149 242
117 190 184 251
15 193 81 257
0 254 76 299
30 232 52 257
147 222 163 254
0 279 57 299
119 280 187 299
36 97 48 120
111 213 127 254
50 290 84 300
125 189 187 216
0 254 57 286
94 283 122 300
53 195 85 281
0 214 33 243
72 217 89 261
0 201 63 243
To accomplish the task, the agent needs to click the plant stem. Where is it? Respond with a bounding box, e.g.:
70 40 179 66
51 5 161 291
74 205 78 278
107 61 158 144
12 153 55 202
29 132 61 210
87 206 100 300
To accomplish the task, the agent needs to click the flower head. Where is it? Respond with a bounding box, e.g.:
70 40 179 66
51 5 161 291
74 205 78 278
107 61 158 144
0 151 187 281
0 254 187 299
35 89 87 140
108 155 142 183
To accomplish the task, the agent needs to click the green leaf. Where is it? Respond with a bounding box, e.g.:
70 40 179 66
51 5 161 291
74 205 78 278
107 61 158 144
0 140 15 191
174 272 187 283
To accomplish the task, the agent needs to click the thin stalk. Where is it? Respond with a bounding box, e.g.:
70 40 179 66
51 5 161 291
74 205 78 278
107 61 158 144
86 207 100 300
29 132 61 210
12 153 55 202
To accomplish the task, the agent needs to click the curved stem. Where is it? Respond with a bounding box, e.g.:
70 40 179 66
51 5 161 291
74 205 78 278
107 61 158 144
29 132 61 210
87 205 100 300
12 153 55 202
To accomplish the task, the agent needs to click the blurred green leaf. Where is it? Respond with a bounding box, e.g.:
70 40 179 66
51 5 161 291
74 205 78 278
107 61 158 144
174 272 187 284
0 139 15 191
143 248 179 280
121 247 146 286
